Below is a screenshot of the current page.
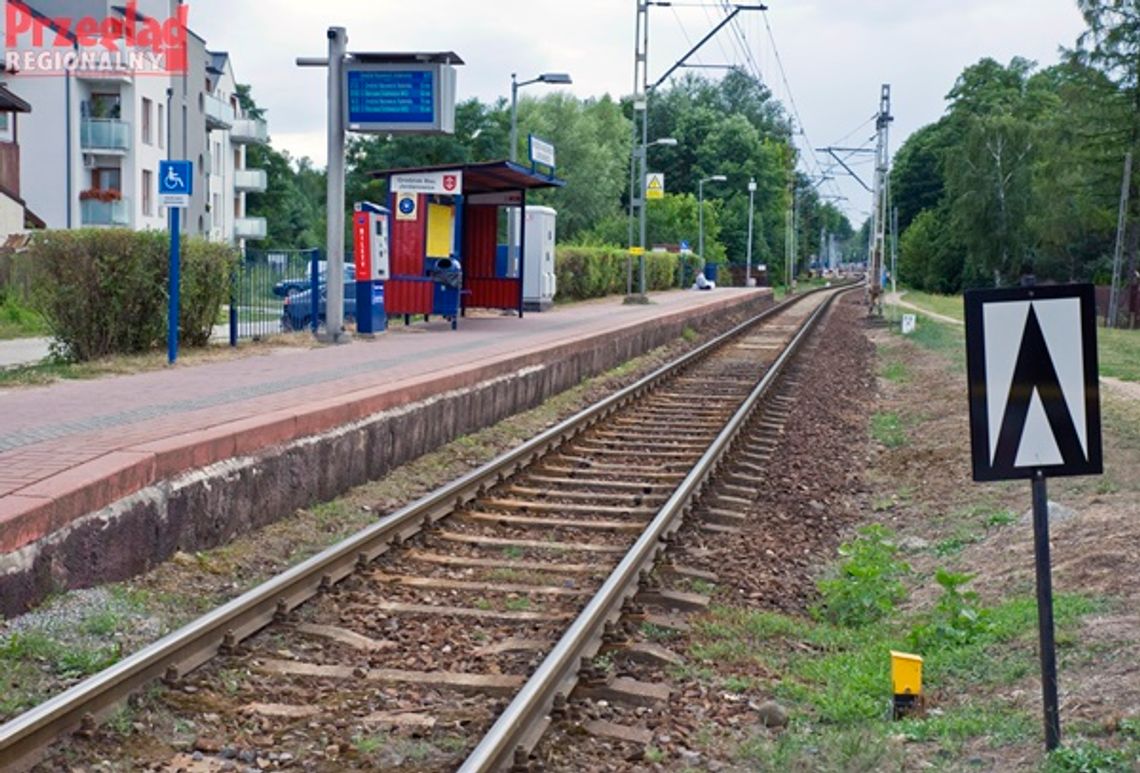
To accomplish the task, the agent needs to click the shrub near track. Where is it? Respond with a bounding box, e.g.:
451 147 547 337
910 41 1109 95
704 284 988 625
554 245 706 300
28 229 237 360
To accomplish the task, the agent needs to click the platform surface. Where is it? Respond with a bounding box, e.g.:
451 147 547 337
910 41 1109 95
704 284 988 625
0 288 766 553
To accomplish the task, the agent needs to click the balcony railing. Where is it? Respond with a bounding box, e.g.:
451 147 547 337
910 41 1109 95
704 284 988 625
81 118 130 151
81 196 130 226
230 118 268 145
234 216 267 240
233 168 268 192
205 93 235 130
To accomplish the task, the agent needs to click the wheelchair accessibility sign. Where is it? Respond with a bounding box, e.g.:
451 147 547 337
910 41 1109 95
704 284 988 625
159 160 193 208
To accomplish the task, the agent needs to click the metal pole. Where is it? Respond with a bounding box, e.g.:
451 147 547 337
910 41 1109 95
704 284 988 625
891 205 899 296
638 114 648 297
698 178 705 272
508 75 520 279
746 177 755 286
167 206 180 364
324 27 348 342
1031 471 1062 751
1107 151 1132 328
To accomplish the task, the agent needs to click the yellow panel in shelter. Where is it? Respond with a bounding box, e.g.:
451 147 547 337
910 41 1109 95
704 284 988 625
426 202 455 258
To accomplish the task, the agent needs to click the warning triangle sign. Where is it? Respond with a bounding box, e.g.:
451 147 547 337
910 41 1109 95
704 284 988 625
646 173 665 199
964 284 1102 482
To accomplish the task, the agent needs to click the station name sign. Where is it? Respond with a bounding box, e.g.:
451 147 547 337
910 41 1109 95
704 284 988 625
390 170 463 195
344 62 457 134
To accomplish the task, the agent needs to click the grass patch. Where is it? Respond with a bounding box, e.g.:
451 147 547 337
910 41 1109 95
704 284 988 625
870 411 908 448
898 289 964 322
880 359 909 383
1097 325 1140 382
683 535 1106 770
0 294 47 339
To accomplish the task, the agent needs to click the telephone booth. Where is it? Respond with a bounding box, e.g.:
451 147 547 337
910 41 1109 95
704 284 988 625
371 161 564 328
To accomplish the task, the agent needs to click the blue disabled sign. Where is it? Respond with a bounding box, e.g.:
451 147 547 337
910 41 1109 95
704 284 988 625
159 160 192 208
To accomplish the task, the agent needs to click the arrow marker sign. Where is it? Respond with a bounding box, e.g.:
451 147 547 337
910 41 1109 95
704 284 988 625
965 284 1102 482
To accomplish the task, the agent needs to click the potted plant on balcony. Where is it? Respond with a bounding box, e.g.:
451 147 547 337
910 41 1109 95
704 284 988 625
79 188 123 203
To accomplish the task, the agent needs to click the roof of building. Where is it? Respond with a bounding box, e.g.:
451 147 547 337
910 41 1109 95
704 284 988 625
0 86 31 113
369 160 564 194
207 51 229 75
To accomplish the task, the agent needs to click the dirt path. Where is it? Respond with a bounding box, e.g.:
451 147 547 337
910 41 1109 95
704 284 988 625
1102 376 1140 401
885 291 963 326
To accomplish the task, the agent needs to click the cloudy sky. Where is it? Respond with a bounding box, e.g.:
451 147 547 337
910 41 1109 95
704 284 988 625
187 0 1088 223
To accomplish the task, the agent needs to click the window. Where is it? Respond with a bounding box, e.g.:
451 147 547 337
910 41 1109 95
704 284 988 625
93 168 121 192
141 97 152 145
157 104 165 149
142 169 153 216
213 193 221 228
213 142 221 175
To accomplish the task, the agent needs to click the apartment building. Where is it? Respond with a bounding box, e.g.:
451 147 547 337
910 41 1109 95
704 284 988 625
4 0 267 244
0 83 44 236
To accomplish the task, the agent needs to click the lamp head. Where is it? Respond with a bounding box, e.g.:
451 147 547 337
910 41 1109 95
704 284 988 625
539 72 573 85
711 175 727 182
655 137 679 147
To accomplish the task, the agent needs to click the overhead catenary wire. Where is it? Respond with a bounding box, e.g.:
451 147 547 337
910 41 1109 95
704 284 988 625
758 9 845 203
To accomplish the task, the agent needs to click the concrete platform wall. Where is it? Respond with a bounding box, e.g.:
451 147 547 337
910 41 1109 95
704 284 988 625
1 292 772 616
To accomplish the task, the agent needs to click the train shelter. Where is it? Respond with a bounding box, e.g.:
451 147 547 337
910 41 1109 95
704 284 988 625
369 160 564 327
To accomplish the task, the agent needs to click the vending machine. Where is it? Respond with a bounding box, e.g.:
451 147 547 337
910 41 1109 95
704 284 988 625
353 201 390 334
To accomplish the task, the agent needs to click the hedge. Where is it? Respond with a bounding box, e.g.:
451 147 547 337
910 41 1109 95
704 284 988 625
28 229 238 361
554 245 708 301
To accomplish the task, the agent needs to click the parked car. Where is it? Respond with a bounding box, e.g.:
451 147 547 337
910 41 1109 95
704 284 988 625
282 281 357 331
273 264 354 297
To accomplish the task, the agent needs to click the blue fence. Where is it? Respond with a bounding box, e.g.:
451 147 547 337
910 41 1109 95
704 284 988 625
230 248 321 342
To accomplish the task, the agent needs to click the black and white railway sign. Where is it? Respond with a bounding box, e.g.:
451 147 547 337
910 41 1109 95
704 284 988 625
964 284 1102 482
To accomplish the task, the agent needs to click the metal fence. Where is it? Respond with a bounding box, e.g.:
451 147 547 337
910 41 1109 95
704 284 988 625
229 248 321 342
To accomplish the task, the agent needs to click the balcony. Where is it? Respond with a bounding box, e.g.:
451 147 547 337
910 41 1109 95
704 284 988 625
81 196 130 226
234 216 267 240
205 93 234 131
81 119 130 152
234 168 267 193
230 118 268 145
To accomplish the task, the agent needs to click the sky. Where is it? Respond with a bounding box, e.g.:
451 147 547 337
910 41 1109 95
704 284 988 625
186 0 1089 225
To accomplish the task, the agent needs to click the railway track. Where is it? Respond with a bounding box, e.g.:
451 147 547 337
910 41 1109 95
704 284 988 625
1 285 849 772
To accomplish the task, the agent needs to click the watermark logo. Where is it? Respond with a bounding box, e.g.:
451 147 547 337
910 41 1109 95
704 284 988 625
4 0 189 77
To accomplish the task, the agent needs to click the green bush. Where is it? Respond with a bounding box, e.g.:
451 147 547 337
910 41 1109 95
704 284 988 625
179 239 237 346
812 525 910 627
28 229 237 360
908 569 993 650
555 245 705 301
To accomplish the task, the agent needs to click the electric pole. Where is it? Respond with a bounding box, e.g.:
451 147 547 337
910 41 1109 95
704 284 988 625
868 84 893 316
1108 151 1132 328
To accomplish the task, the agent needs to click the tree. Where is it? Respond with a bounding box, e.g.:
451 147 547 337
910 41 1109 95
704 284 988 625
1074 0 1140 288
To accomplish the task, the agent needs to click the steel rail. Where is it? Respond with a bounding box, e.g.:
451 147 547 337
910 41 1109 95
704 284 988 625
0 290 825 771
460 286 851 772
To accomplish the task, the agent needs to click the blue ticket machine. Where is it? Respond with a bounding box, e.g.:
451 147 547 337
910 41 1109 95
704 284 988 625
353 201 390 334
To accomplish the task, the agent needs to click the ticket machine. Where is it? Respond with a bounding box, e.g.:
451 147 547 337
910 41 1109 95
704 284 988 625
353 201 390 334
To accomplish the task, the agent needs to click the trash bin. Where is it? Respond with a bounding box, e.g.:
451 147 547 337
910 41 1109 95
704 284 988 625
703 263 719 283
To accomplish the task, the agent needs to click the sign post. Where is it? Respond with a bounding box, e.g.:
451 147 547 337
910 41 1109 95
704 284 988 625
159 160 192 364
964 283 1102 752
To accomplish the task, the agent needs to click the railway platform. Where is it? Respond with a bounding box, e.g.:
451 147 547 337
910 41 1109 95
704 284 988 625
0 287 772 615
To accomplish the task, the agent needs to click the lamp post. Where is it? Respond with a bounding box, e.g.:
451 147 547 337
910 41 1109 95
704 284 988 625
746 177 757 287
698 174 727 274
628 136 678 302
508 71 572 274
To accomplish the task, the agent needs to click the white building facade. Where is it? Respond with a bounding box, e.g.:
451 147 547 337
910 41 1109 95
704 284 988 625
3 0 267 243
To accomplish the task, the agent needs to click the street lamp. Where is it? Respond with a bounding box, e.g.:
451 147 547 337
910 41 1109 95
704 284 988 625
506 72 572 278
627 136 678 302
698 174 727 273
746 177 757 287
510 72 572 163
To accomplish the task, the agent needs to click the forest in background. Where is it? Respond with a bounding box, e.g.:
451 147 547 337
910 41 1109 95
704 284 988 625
893 1 1140 294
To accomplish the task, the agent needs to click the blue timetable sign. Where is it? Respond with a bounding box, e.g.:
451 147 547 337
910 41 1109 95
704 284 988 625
343 62 456 134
